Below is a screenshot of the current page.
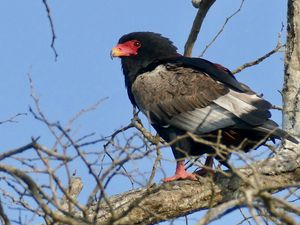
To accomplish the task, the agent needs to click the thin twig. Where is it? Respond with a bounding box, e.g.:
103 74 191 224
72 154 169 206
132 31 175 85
66 98 108 129
54 123 116 221
102 122 135 186
0 198 11 225
232 44 285 74
200 0 245 57
42 0 58 60
0 113 27 125
131 115 163 145
147 147 162 188
32 141 72 161
103 123 134 149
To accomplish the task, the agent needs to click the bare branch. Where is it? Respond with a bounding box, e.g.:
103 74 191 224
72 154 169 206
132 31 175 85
0 164 91 225
42 0 58 60
0 113 27 125
0 198 11 225
92 169 300 225
147 148 162 188
184 0 216 56
66 98 108 130
131 115 163 145
200 0 245 57
196 199 244 225
0 138 39 161
32 141 72 161
232 43 285 74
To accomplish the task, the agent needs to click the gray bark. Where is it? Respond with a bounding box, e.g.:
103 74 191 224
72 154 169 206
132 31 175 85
90 166 300 225
283 0 300 137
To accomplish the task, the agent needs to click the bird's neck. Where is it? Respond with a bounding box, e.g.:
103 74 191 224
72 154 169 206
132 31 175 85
121 58 148 106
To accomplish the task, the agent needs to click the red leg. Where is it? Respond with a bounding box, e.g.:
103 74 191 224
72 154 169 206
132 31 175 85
163 160 197 182
194 156 214 176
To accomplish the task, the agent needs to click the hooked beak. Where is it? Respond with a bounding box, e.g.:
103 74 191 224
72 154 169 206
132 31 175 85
110 46 124 59
110 43 138 59
110 49 114 60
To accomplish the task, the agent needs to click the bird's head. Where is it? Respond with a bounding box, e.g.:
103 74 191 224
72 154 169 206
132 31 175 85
111 32 179 77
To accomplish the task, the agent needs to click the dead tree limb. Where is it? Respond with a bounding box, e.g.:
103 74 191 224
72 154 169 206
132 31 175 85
283 0 300 137
232 43 285 75
0 198 11 225
200 0 245 57
42 0 58 60
0 113 27 125
184 0 216 57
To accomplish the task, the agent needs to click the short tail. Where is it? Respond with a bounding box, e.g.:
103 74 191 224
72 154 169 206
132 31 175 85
256 120 298 144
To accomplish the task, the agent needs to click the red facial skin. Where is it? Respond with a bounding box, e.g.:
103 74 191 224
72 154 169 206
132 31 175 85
111 40 141 57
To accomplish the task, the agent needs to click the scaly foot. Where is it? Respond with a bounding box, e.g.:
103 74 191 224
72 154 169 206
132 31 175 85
164 171 197 182
163 160 197 182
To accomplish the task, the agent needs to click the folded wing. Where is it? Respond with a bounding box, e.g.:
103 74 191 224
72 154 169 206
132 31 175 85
132 64 272 134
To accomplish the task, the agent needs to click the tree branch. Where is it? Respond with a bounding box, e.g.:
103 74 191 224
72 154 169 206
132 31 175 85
0 164 91 225
283 0 300 138
0 113 27 125
42 0 58 60
0 198 10 225
200 0 245 57
0 138 38 161
232 43 285 74
90 164 300 225
184 0 216 57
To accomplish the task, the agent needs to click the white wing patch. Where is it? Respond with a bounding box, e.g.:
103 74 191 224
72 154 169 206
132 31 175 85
214 90 258 115
169 104 237 134
213 89 269 125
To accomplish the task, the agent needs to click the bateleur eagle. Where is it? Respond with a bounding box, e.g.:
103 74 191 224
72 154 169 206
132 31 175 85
111 32 297 182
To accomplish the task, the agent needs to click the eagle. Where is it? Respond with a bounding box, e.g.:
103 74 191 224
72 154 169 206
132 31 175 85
111 32 297 182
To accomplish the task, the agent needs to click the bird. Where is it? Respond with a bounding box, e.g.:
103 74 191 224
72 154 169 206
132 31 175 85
111 31 298 182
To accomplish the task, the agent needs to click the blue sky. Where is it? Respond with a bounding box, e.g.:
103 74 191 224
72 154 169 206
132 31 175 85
0 0 287 224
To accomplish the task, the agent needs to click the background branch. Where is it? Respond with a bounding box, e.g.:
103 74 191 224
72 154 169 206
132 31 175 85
232 43 285 74
0 198 11 225
42 0 58 60
200 0 245 57
0 113 27 125
184 0 216 57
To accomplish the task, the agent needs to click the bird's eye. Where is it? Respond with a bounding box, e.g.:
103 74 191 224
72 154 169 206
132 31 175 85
133 41 141 47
